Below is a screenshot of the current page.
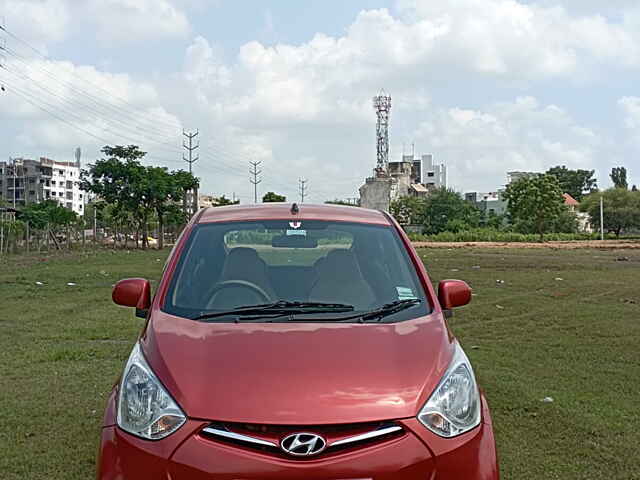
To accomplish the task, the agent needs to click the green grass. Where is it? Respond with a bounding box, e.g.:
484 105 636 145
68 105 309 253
1 247 639 479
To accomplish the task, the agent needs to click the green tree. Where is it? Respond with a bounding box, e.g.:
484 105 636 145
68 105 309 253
325 199 358 206
503 174 565 241
422 188 481 235
390 196 425 225
172 169 200 221
580 188 640 237
81 145 199 249
262 192 286 202
546 165 597 201
211 195 239 207
80 145 149 246
610 167 628 190
481 210 507 230
22 200 76 230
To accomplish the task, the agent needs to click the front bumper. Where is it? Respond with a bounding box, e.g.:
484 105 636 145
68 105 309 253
97 396 499 480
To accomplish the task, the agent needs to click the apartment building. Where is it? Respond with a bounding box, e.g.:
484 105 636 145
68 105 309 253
0 157 85 215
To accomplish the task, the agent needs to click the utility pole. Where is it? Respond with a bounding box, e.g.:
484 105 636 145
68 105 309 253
182 129 199 215
600 196 604 241
182 130 199 174
249 161 262 203
299 178 308 203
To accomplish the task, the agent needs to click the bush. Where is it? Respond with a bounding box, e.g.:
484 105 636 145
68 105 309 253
407 228 608 243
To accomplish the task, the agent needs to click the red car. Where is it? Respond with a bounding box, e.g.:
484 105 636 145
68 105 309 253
98 203 499 479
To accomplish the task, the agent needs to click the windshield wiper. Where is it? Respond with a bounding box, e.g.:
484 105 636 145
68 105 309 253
359 299 422 321
192 301 355 321
296 299 422 323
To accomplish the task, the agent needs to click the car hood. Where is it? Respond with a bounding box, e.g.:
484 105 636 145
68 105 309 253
141 310 454 425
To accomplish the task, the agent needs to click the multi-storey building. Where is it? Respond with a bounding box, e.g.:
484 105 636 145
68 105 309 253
0 157 85 215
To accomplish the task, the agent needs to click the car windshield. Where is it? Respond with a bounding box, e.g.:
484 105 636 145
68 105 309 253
163 220 429 322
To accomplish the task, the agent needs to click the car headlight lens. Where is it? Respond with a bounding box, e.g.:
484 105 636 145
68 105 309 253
417 342 481 437
117 343 186 440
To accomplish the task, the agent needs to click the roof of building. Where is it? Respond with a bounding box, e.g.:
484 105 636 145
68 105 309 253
198 203 390 225
410 184 428 192
563 193 579 206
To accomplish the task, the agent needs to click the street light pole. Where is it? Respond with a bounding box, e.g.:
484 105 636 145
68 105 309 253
599 196 604 241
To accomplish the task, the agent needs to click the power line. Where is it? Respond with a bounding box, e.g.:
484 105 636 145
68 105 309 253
0 66 184 154
1 45 179 138
0 82 179 167
0 25 305 197
249 161 262 203
0 73 251 181
0 24 182 132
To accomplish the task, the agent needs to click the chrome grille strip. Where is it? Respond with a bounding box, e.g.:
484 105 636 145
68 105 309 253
328 425 403 447
201 426 277 448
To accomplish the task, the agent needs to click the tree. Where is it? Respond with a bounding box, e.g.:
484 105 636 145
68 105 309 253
422 188 481 235
211 195 239 207
503 174 565 241
21 200 77 230
143 166 184 250
390 196 425 225
610 167 628 190
81 145 200 250
325 199 358 206
580 188 640 237
81 145 148 245
262 192 286 202
172 169 200 220
546 165 597 201
632 185 638 192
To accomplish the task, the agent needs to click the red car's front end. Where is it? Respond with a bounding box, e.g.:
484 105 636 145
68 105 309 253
97 204 499 479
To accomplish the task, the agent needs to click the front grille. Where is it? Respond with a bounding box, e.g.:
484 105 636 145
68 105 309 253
200 420 405 459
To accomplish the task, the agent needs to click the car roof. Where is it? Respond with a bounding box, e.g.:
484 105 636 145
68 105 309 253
197 203 391 226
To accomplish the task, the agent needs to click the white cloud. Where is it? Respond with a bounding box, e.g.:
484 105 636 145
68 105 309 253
0 0 70 49
3 1 640 201
0 0 191 47
397 0 640 75
408 97 602 191
85 0 191 45
0 57 183 163
618 96 640 141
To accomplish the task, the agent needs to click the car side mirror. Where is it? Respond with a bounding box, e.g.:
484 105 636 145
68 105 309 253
112 278 151 319
438 280 472 318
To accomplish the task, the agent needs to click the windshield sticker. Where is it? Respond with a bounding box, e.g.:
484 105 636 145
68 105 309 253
396 286 417 300
286 229 307 236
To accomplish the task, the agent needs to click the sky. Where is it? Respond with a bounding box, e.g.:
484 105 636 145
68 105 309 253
1 0 639 204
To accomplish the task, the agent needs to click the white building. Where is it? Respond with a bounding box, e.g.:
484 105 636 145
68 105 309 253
0 157 85 215
399 154 447 190
422 154 447 189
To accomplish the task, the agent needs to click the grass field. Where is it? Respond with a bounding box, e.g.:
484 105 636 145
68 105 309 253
1 247 639 479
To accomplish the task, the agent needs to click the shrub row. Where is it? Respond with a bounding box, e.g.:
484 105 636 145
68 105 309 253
407 228 614 243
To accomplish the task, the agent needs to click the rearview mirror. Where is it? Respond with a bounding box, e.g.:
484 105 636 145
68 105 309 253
438 280 472 317
271 234 318 248
112 278 151 318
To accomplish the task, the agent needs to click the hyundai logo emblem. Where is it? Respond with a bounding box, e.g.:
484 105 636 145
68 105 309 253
280 432 327 457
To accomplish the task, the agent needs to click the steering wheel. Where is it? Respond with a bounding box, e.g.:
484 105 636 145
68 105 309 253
206 280 272 309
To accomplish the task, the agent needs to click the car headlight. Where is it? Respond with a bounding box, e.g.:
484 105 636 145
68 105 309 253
116 343 186 440
417 342 481 438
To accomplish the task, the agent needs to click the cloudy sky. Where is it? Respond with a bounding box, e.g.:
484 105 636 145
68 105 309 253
1 0 639 203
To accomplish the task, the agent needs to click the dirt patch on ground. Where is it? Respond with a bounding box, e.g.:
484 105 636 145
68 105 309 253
412 240 640 249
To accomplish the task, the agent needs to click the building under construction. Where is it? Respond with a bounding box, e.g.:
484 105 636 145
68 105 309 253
359 90 446 212
0 156 85 215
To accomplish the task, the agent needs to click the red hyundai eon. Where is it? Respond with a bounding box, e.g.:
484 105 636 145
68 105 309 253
98 203 499 479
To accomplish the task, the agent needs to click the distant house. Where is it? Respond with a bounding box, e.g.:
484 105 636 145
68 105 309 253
563 193 592 233
465 191 508 216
